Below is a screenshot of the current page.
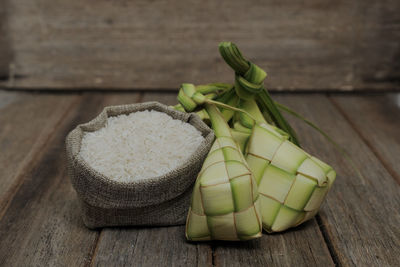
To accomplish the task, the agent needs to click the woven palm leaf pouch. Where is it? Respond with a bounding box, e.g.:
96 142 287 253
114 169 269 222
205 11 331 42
66 102 214 229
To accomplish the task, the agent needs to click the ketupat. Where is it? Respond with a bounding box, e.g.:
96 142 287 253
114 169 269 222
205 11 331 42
245 123 336 232
186 103 262 241
178 88 336 234
176 41 338 238
218 42 336 231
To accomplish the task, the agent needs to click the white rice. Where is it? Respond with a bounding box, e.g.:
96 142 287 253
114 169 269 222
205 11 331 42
79 110 205 182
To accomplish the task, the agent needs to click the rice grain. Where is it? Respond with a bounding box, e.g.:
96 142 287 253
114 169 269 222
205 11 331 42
79 110 205 182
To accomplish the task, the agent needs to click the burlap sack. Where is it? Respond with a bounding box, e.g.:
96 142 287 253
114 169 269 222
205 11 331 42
66 101 214 229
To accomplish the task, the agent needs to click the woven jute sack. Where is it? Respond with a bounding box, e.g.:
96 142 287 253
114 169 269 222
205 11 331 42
66 101 214 229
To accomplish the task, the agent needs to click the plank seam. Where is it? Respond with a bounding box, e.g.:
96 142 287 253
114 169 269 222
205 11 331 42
88 230 103 267
0 96 81 221
329 96 400 184
315 215 340 267
211 243 216 267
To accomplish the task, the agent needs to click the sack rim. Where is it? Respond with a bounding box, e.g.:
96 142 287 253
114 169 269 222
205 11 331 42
66 101 214 208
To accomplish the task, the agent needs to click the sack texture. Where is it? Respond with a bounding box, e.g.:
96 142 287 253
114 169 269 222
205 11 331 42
66 101 214 229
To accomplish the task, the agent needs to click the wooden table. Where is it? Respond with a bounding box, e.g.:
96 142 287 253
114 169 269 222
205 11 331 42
0 90 399 266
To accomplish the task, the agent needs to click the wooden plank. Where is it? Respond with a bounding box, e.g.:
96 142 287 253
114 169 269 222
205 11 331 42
1 0 399 91
274 94 400 266
331 94 400 183
93 92 212 266
0 92 141 266
141 91 178 105
0 91 79 217
93 227 212 267
214 220 334 266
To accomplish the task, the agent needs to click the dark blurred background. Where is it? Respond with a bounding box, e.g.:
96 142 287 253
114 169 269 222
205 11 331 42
0 0 399 91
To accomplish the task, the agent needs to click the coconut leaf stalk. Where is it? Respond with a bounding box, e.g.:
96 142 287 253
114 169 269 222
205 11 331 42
238 99 267 128
218 42 300 146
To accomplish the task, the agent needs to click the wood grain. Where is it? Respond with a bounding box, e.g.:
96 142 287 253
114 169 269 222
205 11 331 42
214 220 334 266
331 93 400 183
141 91 178 105
1 0 399 91
0 92 141 266
93 227 212 267
275 94 400 266
0 91 79 217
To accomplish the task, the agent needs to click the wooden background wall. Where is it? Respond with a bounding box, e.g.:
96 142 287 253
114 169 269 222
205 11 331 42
0 0 399 91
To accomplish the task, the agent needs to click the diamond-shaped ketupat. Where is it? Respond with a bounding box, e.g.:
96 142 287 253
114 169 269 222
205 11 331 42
245 123 336 233
185 104 262 241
